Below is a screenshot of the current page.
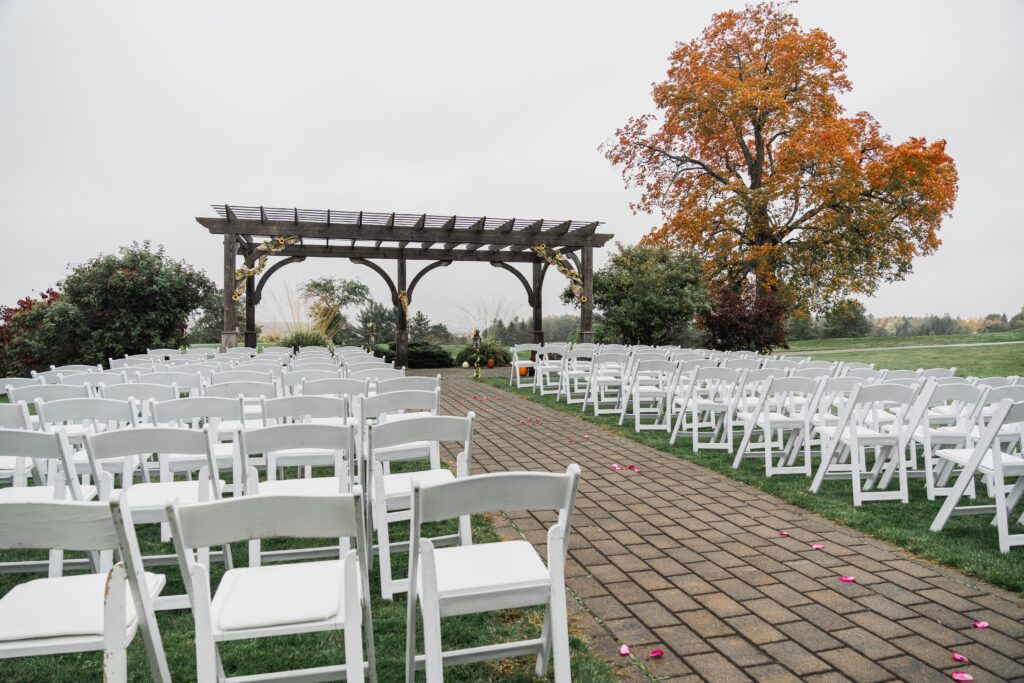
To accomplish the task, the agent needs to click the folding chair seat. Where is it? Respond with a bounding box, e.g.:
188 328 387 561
366 413 474 599
168 494 376 682
0 500 170 682
405 465 580 682
930 399 1024 553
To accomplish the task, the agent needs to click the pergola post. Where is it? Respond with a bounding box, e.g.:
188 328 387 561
244 275 257 349
532 261 544 345
395 257 409 369
580 245 594 343
221 234 238 350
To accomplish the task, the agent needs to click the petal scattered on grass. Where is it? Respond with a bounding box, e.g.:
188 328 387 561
839 576 856 583
971 620 989 629
951 652 969 663
811 543 825 550
951 673 973 682
649 648 665 658
778 531 790 537
618 645 630 656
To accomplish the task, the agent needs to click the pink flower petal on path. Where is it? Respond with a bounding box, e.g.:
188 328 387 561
583 434 591 440
778 531 790 537
811 543 825 550
535 417 542 423
626 464 641 472
972 620 989 629
649 648 665 658
481 396 488 401
839 576 856 583
951 652 969 664
610 463 624 471
619 644 631 656
951 673 973 682
471 395 479 400
568 439 575 444
515 418 525 425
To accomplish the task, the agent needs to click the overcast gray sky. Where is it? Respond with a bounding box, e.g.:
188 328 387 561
1 0 1021 331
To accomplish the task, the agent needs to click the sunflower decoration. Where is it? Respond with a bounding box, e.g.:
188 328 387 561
532 244 587 303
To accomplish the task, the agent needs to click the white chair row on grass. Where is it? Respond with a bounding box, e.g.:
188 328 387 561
510 345 1024 553
20 349 399 389
0 409 583 681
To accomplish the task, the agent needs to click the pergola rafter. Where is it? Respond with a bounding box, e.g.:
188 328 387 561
198 204 612 367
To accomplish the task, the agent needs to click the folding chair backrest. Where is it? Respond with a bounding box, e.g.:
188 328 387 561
928 382 986 406
137 371 203 392
85 426 212 462
282 369 341 389
260 346 292 356
853 382 917 406
723 358 762 370
369 414 474 457
539 343 566 357
170 493 362 549
150 396 243 425
680 359 719 374
514 344 541 354
349 367 405 382
148 349 182 358
298 346 331 354
985 385 1024 404
204 380 277 399
791 367 833 379
883 370 920 380
286 362 339 373
261 395 346 422
0 428 85 499
744 368 788 384
303 377 368 399
240 422 354 457
0 500 118 551
376 376 441 394
764 375 819 398
845 367 882 380
359 388 441 421
974 377 1016 389
1 377 41 396
171 365 217 380
37 398 137 429
800 361 836 371
59 371 126 388
211 370 273 384
763 359 801 370
413 465 580 554
0 402 32 429
10 383 89 404
919 367 955 379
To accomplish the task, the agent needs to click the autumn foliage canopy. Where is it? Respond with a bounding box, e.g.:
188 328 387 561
605 1 958 317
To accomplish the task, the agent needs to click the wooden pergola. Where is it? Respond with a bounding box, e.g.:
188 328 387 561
196 204 614 367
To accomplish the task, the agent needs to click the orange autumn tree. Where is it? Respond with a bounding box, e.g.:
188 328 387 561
605 1 958 347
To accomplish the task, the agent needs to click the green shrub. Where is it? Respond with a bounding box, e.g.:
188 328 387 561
280 329 332 353
454 337 513 367
379 341 454 369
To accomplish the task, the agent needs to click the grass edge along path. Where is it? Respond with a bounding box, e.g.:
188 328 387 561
479 377 1024 597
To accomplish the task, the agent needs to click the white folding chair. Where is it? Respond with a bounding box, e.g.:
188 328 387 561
810 381 935 505
0 500 169 682
0 404 34 487
733 376 821 476
509 343 541 389
581 352 629 416
535 343 567 396
405 465 581 682
279 368 342 395
168 494 376 683
555 349 592 405
376 375 441 394
618 359 679 431
930 399 1024 553
677 366 746 452
100 383 179 424
148 396 245 493
81 426 227 609
913 383 989 500
137 370 204 397
366 414 473 599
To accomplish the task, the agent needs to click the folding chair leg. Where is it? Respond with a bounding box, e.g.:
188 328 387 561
103 563 128 683
421 596 444 682
548 549 571 683
535 603 553 678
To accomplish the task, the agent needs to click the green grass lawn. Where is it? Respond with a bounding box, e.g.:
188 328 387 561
480 378 1024 597
0 473 613 682
786 328 1024 352
803 344 1024 378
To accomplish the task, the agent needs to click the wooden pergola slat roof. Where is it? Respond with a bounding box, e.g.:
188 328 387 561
198 204 613 260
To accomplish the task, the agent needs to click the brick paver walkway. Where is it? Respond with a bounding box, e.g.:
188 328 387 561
438 370 1024 682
